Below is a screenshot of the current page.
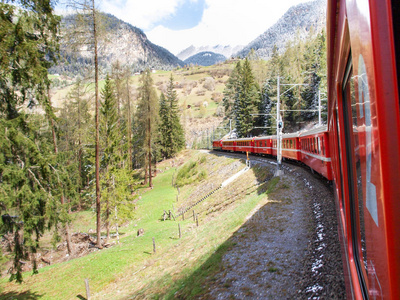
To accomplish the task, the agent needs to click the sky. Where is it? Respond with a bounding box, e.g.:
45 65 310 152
59 0 313 55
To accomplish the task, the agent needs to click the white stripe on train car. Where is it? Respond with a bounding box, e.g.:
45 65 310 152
253 147 273 151
300 150 331 162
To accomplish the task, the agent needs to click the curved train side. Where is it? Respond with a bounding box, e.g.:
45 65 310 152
212 125 333 181
212 0 400 297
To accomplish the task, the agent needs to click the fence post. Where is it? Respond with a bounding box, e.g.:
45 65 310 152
178 223 181 239
152 237 156 253
85 278 90 300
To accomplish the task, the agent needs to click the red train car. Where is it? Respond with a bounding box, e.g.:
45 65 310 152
212 139 222 151
327 0 400 298
221 139 235 152
235 137 254 153
281 132 301 161
253 136 273 155
299 126 332 180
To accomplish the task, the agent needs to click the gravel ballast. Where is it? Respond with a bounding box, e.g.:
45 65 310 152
202 154 346 299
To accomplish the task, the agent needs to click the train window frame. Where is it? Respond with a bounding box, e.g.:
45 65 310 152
342 55 369 298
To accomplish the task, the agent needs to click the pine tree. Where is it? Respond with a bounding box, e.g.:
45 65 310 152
235 58 260 137
223 61 242 120
60 78 92 208
158 92 169 157
158 74 185 159
100 74 121 240
136 69 159 187
0 0 60 282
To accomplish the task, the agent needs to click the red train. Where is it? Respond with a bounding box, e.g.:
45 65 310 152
327 0 400 298
212 125 333 180
213 0 400 297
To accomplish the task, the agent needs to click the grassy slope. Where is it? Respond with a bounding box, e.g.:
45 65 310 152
0 150 276 299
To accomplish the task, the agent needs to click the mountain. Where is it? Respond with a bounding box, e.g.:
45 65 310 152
236 0 326 59
177 45 244 61
183 51 226 66
51 13 184 77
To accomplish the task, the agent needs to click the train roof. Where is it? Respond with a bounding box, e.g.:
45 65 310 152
298 125 328 137
282 132 300 138
253 135 275 140
230 137 254 141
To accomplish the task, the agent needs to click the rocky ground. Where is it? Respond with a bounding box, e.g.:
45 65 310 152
201 154 346 299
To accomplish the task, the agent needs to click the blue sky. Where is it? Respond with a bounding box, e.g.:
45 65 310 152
60 0 314 54
152 0 206 30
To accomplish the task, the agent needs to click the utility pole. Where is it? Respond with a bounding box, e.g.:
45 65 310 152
275 76 284 176
318 90 322 126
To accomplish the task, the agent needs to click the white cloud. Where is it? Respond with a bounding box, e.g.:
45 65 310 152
97 0 312 54
147 0 311 54
101 0 185 30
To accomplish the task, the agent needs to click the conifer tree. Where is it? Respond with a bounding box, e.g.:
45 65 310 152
223 61 242 120
100 74 120 240
158 92 169 157
60 78 92 208
0 0 60 282
235 58 260 137
136 69 159 187
158 74 185 159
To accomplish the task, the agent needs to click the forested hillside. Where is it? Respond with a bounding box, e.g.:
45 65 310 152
224 30 327 137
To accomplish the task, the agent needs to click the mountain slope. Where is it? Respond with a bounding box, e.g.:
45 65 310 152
184 51 226 66
51 13 184 77
177 45 243 61
236 0 326 59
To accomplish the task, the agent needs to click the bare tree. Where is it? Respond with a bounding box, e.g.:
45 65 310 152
64 0 106 248
136 70 158 187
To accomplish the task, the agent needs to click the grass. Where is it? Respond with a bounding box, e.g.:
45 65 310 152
0 150 275 299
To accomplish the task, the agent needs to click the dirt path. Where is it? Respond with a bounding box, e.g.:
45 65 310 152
201 154 346 299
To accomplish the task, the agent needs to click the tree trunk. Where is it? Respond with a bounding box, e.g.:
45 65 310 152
47 87 72 255
106 196 110 242
77 86 83 211
126 77 132 170
148 102 152 187
93 1 102 249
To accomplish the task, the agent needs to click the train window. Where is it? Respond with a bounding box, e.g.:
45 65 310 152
342 56 370 297
318 137 321 154
314 138 317 153
321 137 325 155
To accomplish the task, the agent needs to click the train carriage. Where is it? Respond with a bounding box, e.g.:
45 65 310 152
221 140 235 152
327 0 400 298
299 126 332 180
212 139 222 151
253 136 273 155
234 137 254 154
281 132 301 161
